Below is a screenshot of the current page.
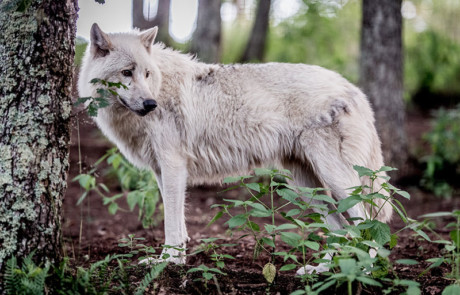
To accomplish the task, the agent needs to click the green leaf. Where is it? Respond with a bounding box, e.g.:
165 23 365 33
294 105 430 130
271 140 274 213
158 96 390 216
378 166 397 172
248 203 271 217
108 202 118 215
223 176 242 184
203 272 213 280
449 230 460 247
207 211 223 227
353 165 374 177
419 212 453 219
311 194 337 204
276 223 298 231
262 263 276 283
127 191 141 211
76 174 95 191
261 237 275 248
245 182 260 192
74 96 92 106
338 258 357 275
277 188 299 203
396 259 419 265
286 209 301 217
390 234 398 249
265 224 276 233
369 221 391 245
303 240 320 251
280 232 302 247
442 284 460 295
415 229 431 241
254 168 273 176
407 285 421 295
397 190 411 200
247 221 260 232
357 276 382 287
337 195 362 213
226 214 247 228
76 191 88 206
280 264 297 271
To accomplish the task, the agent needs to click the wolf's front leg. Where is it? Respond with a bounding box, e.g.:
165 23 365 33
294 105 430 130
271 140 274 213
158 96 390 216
159 162 189 264
140 160 188 265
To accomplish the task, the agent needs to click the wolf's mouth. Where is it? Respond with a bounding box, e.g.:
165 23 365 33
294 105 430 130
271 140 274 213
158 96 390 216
119 97 151 117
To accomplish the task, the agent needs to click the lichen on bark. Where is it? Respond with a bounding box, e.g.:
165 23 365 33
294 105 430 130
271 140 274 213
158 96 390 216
0 0 78 274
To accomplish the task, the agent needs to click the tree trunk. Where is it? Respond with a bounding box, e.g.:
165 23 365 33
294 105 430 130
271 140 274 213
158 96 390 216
132 0 171 45
0 0 77 273
360 0 408 176
240 0 271 63
189 0 222 63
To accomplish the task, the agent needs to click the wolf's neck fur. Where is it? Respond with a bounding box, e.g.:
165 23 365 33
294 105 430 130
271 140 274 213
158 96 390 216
150 44 216 102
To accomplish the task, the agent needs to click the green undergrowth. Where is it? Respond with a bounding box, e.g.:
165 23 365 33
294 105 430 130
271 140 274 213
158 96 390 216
5 166 460 294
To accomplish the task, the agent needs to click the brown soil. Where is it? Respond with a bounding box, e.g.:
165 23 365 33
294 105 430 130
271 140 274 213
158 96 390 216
62 110 459 294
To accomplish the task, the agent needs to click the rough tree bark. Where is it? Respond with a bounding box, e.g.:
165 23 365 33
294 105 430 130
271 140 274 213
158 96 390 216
240 0 271 62
0 0 77 273
360 0 408 175
189 0 222 63
132 0 171 45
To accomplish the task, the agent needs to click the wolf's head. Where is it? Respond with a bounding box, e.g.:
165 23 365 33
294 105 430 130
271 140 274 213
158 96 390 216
79 23 162 117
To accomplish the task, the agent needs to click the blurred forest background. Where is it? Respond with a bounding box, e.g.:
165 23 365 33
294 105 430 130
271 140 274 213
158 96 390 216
76 0 460 198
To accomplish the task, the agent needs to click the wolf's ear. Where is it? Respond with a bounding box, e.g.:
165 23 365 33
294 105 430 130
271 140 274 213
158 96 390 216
140 26 158 51
90 23 112 58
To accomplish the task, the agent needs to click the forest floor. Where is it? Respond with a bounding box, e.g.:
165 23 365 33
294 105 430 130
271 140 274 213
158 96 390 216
62 109 460 294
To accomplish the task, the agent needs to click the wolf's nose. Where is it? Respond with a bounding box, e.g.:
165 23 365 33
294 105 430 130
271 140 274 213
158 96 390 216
143 99 157 112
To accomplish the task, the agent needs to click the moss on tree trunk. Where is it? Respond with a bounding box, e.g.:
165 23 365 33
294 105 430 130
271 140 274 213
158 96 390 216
0 0 78 275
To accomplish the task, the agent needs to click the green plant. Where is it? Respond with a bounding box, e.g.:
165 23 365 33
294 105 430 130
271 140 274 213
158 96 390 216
187 264 226 291
7 249 168 295
74 78 127 117
5 253 50 295
118 234 157 262
419 211 460 293
73 147 162 228
211 166 422 294
422 105 460 198
134 261 168 295
192 237 236 269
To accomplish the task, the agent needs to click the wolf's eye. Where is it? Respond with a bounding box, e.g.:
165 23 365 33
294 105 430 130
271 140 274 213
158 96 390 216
122 70 132 77
146 71 150 78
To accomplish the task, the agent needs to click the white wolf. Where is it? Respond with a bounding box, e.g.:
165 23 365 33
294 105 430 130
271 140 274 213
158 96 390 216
78 24 392 274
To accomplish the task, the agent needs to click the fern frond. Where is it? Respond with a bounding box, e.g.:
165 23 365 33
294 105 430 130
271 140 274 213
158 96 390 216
134 262 168 295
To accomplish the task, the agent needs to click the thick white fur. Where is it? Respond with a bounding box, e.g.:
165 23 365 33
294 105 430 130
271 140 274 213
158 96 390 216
78 25 392 272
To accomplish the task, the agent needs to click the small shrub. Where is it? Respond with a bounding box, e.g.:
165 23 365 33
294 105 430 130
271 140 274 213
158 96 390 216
73 147 163 228
422 105 460 197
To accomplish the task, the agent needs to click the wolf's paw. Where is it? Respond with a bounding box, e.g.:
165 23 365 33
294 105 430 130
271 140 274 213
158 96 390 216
296 263 330 276
139 247 186 265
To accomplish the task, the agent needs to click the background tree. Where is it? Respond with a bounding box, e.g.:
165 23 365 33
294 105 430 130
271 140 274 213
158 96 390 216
132 0 171 45
359 0 408 175
240 0 271 62
189 0 222 63
0 0 77 274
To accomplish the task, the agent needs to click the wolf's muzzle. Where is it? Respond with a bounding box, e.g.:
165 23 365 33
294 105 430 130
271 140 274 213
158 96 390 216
135 99 157 116
142 99 157 114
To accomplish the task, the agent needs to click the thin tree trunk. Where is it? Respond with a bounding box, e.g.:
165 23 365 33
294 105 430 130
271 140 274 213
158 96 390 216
240 0 271 62
190 0 222 63
360 0 408 175
133 0 171 45
0 0 77 273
